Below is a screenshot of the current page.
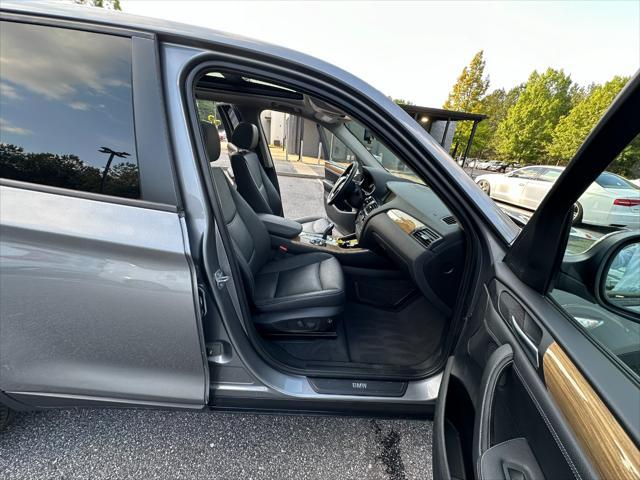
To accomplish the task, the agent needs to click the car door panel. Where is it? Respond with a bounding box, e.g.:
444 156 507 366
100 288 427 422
0 185 207 407
520 178 552 210
543 342 640 479
434 279 601 480
494 175 528 205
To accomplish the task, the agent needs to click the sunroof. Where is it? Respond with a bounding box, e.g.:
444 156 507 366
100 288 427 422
197 71 303 100
241 77 297 92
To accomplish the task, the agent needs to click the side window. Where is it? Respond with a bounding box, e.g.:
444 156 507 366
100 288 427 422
344 119 424 184
196 99 227 141
550 134 640 377
196 99 220 125
510 167 540 179
0 21 139 199
538 168 562 182
259 110 356 167
321 127 357 167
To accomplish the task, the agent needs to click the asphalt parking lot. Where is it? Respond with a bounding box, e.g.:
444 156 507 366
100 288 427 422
1 409 433 480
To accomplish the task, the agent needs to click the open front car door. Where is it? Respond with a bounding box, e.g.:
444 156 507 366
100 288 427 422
434 73 640 480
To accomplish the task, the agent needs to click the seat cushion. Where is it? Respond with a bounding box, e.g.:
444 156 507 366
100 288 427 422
254 252 345 312
296 215 332 234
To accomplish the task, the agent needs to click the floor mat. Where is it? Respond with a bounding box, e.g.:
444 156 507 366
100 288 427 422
343 296 447 366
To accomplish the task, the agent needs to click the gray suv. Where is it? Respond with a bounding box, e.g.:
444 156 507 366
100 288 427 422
1 3 638 479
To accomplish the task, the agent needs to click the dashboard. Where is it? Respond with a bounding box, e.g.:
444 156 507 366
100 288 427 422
353 167 466 316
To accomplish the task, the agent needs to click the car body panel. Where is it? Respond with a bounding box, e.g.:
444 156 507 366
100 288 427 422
0 184 206 406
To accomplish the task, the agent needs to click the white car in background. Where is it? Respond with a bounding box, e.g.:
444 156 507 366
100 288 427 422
476 166 640 228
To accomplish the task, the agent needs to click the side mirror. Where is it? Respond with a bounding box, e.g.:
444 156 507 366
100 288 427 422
600 240 640 318
363 129 373 144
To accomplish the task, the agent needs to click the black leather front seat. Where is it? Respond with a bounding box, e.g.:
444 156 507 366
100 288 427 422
201 121 345 332
230 122 333 235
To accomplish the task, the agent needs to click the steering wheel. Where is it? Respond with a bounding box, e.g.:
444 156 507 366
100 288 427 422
327 162 358 206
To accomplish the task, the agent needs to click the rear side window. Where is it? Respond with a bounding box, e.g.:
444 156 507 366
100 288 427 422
0 21 140 199
596 172 638 190
538 169 562 182
511 167 541 179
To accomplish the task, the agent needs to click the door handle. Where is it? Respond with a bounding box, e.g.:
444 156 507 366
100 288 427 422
518 183 525 186
512 315 539 367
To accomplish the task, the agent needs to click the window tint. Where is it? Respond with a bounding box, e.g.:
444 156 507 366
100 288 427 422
0 22 139 199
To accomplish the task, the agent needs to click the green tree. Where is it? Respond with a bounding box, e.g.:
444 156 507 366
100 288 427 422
471 84 523 158
443 50 490 157
494 68 574 163
74 0 122 10
392 98 415 106
548 76 629 162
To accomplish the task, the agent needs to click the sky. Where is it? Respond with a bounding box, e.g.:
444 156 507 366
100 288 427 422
121 0 639 107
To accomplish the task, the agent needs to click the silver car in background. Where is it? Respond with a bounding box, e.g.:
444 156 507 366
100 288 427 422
476 165 640 227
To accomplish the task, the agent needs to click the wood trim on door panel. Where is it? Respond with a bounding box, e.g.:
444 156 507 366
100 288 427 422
543 342 640 480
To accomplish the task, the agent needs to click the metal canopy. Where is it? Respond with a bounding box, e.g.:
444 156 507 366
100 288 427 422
399 104 487 166
399 105 487 122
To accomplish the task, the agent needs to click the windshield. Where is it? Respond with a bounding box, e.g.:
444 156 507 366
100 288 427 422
344 120 424 184
596 172 638 189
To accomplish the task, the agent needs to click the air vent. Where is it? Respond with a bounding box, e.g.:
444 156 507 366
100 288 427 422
442 215 457 225
412 226 442 248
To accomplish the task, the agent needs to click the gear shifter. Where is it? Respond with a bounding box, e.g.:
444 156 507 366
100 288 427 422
321 222 335 240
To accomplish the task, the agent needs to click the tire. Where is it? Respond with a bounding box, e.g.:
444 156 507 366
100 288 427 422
572 202 583 225
477 179 491 195
0 404 14 431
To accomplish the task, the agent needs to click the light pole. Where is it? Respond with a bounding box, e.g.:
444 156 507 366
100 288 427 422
99 147 130 193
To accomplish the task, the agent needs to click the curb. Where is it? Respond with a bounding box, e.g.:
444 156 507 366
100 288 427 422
277 172 324 180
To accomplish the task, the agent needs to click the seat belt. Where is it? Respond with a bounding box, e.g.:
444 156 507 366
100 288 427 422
214 220 247 335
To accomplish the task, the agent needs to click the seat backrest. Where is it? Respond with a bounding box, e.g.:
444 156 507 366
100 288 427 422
200 121 272 300
230 122 284 217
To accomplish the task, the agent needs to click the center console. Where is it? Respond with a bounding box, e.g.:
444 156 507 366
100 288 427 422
298 231 360 249
355 195 379 238
258 207 390 268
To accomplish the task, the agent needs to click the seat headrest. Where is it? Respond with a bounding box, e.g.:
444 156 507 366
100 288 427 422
200 121 221 162
231 122 259 151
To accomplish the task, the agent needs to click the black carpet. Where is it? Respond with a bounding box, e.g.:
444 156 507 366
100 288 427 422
343 296 446 366
272 295 446 368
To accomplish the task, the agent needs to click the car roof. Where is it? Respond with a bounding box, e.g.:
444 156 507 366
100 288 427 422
0 1 522 243
1 1 355 84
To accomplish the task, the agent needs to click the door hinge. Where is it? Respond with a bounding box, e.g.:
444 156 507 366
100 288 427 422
214 269 230 289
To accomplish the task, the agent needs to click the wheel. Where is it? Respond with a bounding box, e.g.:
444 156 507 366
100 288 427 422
477 179 491 195
0 404 14 431
572 202 583 225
